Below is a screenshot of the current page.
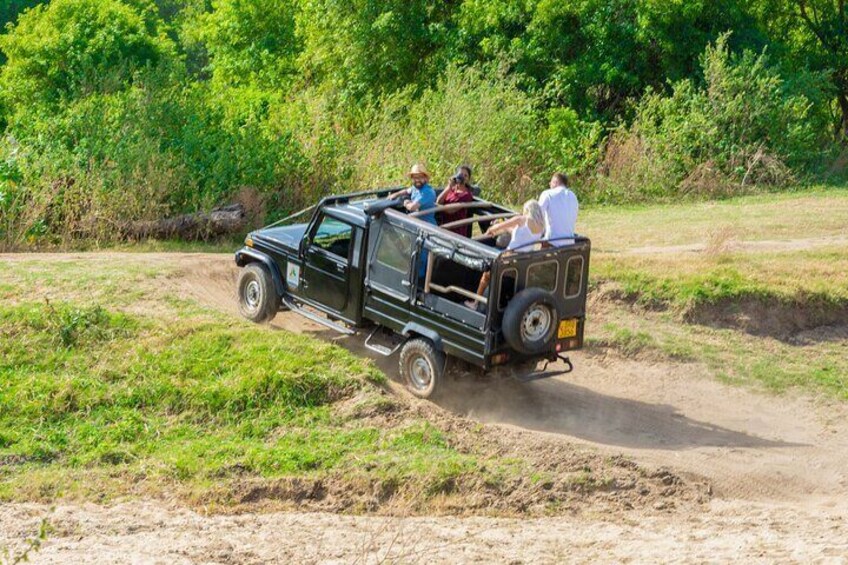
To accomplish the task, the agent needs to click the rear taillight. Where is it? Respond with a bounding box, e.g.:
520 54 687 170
492 353 510 366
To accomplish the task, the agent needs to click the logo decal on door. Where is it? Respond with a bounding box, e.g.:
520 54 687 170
286 263 301 289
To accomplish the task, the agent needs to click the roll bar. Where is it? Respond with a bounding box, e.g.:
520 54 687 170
410 201 506 218
441 212 517 230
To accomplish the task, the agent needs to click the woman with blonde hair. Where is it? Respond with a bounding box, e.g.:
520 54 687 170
465 200 544 309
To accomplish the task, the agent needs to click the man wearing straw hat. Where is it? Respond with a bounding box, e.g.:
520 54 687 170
389 164 438 225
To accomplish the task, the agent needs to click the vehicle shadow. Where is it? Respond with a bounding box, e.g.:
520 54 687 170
434 374 801 451
271 316 800 452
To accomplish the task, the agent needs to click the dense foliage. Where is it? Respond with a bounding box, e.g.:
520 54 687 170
0 0 846 246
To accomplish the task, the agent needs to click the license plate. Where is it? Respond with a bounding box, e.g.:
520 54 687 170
557 319 578 339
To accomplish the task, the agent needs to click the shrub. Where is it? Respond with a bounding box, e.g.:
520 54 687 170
188 0 300 91
347 65 551 203
589 34 832 202
0 0 175 112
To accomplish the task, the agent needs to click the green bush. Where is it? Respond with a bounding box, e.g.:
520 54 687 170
188 0 300 91
0 0 175 112
589 34 832 202
347 65 552 203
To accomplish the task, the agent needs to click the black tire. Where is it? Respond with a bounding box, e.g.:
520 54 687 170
399 338 445 399
502 288 559 355
237 263 278 323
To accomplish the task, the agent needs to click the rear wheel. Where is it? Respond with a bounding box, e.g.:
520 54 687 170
237 263 278 323
399 338 445 399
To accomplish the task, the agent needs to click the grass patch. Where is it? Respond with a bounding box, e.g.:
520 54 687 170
0 300 482 504
589 303 848 400
581 186 848 251
594 250 848 307
0 291 533 509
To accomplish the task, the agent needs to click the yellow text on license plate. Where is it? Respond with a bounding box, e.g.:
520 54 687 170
557 319 578 339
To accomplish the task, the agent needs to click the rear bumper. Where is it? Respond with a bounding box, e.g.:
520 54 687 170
486 353 574 382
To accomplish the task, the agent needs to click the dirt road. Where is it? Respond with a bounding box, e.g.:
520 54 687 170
2 498 846 563
2 252 846 562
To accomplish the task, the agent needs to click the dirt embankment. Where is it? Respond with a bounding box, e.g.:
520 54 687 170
593 279 848 342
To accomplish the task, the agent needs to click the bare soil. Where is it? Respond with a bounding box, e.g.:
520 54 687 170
2 252 847 562
2 499 846 564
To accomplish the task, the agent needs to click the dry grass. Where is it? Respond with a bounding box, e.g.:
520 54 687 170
580 187 848 251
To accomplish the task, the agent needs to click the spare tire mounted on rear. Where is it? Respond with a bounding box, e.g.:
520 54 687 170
502 288 559 355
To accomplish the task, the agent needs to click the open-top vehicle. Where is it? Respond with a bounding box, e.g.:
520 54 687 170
235 188 590 398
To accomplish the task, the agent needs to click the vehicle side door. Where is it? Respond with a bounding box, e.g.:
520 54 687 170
302 213 354 313
363 215 417 330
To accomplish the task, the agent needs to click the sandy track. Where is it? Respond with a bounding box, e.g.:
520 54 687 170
2 499 846 564
3 252 847 562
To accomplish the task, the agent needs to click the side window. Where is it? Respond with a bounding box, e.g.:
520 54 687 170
312 215 352 260
564 256 584 298
375 223 415 272
526 260 558 292
498 269 517 310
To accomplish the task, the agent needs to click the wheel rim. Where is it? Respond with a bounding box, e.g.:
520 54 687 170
244 280 261 310
521 304 552 343
408 356 433 391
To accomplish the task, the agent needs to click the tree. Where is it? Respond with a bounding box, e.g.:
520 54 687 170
795 0 848 139
190 0 300 91
296 0 455 102
454 0 765 121
749 0 848 141
0 0 175 112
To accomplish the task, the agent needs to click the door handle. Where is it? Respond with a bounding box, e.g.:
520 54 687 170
401 280 411 287
335 262 346 273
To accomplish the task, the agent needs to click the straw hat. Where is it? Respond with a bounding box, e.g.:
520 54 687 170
407 163 430 179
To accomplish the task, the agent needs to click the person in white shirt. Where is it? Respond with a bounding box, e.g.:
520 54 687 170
538 172 578 246
465 200 544 310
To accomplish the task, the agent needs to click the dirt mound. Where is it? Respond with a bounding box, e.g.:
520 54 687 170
162 256 709 517
682 295 848 342
182 389 709 517
592 280 848 342
170 255 847 505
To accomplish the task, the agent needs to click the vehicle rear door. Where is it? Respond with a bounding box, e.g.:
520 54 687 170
302 213 353 313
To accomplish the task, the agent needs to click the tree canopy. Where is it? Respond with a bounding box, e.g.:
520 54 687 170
0 0 846 245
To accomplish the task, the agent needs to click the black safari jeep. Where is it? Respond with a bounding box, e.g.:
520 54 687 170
235 188 590 398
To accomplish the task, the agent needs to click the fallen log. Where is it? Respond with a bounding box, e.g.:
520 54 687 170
129 204 246 240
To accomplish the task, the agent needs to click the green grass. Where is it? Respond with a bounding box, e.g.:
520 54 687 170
577 188 848 400
592 249 848 310
0 295 495 506
588 304 848 400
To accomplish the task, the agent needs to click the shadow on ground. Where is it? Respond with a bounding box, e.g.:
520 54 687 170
274 319 799 453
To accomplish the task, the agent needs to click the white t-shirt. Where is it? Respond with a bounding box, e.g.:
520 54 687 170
538 185 578 246
506 223 541 252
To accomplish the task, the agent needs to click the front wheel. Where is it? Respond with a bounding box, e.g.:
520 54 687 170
237 263 278 323
398 338 445 399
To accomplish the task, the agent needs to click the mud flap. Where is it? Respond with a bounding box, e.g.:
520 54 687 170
512 355 573 383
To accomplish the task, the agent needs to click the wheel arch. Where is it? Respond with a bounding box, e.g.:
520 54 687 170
400 322 443 351
235 248 285 297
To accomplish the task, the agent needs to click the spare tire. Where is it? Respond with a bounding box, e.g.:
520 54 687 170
502 288 559 355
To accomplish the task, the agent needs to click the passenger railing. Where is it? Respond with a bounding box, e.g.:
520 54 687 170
441 212 517 230
409 201 509 217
